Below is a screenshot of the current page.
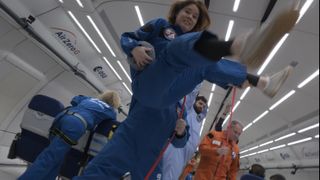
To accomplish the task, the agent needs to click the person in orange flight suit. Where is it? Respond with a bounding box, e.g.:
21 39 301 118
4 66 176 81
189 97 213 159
194 120 243 180
179 151 201 180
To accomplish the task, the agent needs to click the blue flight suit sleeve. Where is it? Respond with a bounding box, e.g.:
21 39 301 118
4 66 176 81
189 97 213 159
120 18 167 57
70 95 88 106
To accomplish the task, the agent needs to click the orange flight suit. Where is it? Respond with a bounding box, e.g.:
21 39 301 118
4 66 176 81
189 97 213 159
179 164 193 180
194 130 239 180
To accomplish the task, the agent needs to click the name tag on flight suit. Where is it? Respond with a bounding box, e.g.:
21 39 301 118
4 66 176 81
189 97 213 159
212 140 221 146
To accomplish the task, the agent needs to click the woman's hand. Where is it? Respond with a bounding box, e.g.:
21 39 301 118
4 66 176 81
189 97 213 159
131 46 154 69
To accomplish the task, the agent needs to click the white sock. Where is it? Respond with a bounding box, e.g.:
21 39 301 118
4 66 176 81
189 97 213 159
263 76 270 90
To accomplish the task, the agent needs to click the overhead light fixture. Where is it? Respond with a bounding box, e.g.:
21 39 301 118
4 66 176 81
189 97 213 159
240 149 249 154
298 123 319 133
288 137 312 146
76 0 84 8
58 0 63 3
297 0 314 23
258 149 269 154
68 11 101 53
135 5 144 26
243 123 253 131
87 16 116 57
315 135 319 139
232 101 241 112
249 146 259 151
117 61 132 82
211 84 216 92
269 144 286 151
298 69 319 88
225 20 234 41
252 110 269 124
122 82 133 95
233 0 241 12
275 133 296 142
222 114 231 127
259 140 274 147
269 90 296 111
257 34 289 75
103 57 122 81
247 152 257 157
199 118 207 136
240 87 251 100
207 93 214 107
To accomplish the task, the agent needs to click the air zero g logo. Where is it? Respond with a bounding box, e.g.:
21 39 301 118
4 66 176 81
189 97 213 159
51 27 81 55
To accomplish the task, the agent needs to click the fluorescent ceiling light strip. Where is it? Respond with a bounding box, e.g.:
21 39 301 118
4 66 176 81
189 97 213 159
240 154 250 159
288 137 312 146
257 34 289 75
243 123 253 131
240 87 251 100
199 118 207 136
68 11 101 53
270 144 286 151
240 149 249 154
103 57 122 80
222 114 230 127
211 84 216 92
135 6 144 26
269 90 296 111
207 93 214 107
241 153 256 158
297 0 314 23
315 135 319 139
249 146 259 151
247 152 257 157
87 16 116 57
117 61 132 82
76 0 84 8
298 69 319 88
298 123 319 133
252 110 269 124
275 133 296 142
233 0 241 12
225 20 234 41
232 101 241 112
122 82 133 95
259 140 274 147
258 149 269 154
59 0 63 3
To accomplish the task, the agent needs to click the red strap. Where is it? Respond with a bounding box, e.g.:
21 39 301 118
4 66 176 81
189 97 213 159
144 96 187 180
214 87 237 177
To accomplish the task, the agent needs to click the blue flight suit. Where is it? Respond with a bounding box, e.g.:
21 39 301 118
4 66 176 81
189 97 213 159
75 18 247 179
19 95 117 180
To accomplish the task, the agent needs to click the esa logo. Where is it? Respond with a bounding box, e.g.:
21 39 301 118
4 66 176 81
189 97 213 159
93 66 108 78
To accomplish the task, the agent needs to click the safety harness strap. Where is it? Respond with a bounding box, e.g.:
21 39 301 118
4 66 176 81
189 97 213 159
49 110 88 146
50 128 77 146
65 111 88 130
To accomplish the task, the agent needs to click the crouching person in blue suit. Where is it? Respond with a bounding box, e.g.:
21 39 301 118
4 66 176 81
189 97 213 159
19 91 121 180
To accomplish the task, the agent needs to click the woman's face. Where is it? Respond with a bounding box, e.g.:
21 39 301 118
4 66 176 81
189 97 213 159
175 4 199 33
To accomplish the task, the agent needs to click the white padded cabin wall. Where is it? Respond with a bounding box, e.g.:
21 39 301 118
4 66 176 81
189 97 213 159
0 13 99 147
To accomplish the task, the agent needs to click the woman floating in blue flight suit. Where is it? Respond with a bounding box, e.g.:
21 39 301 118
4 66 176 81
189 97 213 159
19 91 121 180
75 0 298 179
